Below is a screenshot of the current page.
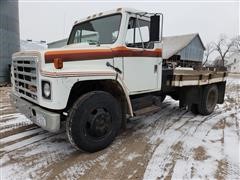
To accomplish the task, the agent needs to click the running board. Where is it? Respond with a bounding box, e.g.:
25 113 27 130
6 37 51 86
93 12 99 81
133 105 161 116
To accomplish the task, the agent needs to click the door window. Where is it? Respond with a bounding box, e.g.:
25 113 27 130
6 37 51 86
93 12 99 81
126 17 152 48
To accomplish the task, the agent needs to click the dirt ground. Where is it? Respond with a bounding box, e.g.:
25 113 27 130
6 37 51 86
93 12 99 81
0 77 239 180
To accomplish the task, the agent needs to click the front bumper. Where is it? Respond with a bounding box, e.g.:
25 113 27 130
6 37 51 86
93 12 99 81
11 93 60 132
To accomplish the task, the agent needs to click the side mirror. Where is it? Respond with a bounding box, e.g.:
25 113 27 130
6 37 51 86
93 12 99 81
150 14 163 42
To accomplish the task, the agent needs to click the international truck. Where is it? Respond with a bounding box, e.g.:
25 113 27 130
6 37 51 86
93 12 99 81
11 8 227 152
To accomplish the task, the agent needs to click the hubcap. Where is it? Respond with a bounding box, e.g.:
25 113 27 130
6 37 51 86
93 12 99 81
85 108 112 138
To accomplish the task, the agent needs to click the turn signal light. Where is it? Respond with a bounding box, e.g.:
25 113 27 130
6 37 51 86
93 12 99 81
53 58 63 69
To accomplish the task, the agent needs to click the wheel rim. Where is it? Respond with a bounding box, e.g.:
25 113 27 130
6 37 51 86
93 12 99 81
85 107 112 139
207 89 217 110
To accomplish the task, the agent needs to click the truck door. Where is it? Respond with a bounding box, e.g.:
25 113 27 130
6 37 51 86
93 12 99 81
123 17 161 94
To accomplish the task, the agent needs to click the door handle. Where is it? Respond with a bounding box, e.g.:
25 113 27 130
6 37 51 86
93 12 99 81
154 65 158 73
106 62 122 74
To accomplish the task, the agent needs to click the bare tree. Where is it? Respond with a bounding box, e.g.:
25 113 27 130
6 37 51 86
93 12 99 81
214 35 235 67
233 35 240 52
212 58 223 67
203 43 214 66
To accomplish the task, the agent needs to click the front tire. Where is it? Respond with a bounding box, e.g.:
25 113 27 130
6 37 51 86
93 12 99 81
66 91 122 152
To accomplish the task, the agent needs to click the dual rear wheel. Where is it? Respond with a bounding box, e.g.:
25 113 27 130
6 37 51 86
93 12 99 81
191 85 218 115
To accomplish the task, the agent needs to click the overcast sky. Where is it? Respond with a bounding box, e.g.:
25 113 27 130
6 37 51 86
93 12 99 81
19 0 239 46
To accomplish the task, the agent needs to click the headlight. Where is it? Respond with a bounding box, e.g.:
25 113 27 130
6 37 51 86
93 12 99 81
42 81 51 99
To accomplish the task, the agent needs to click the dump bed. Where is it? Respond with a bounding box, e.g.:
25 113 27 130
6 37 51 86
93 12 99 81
170 69 227 87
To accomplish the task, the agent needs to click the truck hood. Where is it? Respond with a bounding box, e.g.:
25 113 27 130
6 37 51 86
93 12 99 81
44 45 114 63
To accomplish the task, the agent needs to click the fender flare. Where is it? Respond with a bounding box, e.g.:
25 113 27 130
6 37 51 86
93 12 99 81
115 76 133 117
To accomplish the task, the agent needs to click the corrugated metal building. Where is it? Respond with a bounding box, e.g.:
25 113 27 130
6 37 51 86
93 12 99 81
48 32 98 48
48 38 68 49
21 40 47 51
0 0 20 83
163 33 205 67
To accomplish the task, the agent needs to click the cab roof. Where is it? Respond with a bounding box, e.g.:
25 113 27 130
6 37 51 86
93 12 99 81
74 8 147 25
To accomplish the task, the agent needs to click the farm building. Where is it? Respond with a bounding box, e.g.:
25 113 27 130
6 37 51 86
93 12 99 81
0 0 20 83
20 40 47 51
163 33 205 67
48 33 205 68
226 52 240 73
48 38 68 49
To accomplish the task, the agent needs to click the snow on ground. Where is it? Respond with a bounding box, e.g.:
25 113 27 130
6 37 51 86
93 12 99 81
0 76 239 179
143 77 240 179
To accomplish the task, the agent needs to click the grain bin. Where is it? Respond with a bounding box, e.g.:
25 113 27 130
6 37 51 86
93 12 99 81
0 0 20 83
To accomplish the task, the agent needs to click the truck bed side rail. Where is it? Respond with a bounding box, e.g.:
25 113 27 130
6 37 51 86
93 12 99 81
170 69 227 87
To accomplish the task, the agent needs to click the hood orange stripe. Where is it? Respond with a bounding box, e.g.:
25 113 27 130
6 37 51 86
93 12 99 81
45 46 162 63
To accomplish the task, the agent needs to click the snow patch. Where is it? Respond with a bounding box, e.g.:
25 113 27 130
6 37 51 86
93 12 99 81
125 152 141 161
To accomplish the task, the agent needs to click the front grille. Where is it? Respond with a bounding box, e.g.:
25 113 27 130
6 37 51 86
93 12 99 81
12 56 38 102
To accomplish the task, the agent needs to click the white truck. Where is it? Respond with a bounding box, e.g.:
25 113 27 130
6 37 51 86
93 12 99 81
11 8 227 152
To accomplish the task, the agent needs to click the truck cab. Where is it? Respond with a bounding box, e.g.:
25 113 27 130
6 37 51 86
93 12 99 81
11 8 226 152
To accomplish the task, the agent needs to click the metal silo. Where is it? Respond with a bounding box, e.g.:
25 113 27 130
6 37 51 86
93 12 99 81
0 0 20 83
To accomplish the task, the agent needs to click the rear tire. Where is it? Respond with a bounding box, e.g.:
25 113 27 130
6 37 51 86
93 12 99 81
66 91 122 152
190 104 199 114
170 93 179 101
198 85 218 115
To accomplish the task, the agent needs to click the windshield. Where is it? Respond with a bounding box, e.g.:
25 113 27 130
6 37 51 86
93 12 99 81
68 14 122 45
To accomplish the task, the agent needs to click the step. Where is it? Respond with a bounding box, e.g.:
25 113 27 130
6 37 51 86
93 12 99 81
133 105 161 117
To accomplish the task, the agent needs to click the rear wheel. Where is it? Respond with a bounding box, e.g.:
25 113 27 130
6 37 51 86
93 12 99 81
190 104 199 114
66 91 122 152
170 93 179 101
198 85 218 115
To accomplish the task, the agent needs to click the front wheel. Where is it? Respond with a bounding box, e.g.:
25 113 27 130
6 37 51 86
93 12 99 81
66 91 122 152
